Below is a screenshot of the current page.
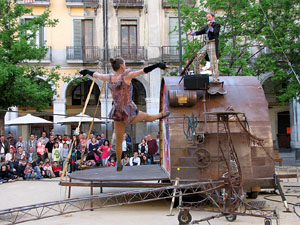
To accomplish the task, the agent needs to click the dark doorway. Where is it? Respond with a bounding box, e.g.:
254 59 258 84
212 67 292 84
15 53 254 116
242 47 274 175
277 111 290 148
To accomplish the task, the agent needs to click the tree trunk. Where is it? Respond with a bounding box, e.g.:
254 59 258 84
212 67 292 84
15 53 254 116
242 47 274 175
0 112 5 135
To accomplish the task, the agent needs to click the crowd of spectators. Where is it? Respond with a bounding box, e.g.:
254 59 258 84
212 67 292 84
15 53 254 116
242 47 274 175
0 131 159 183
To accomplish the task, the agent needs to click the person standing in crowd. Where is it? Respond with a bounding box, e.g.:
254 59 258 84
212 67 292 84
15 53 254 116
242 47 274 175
60 143 70 170
27 134 37 153
52 142 60 163
80 57 170 171
45 135 55 162
0 135 9 162
37 141 46 162
147 134 158 164
98 133 106 146
16 136 27 152
7 132 17 148
187 13 220 81
99 140 112 167
38 132 49 145
138 138 148 156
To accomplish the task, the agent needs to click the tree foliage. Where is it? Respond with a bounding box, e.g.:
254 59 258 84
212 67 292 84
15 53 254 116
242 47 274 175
169 0 300 103
0 0 59 133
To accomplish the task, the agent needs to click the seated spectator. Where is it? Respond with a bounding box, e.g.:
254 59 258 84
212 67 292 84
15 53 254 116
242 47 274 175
86 160 96 167
24 162 43 180
130 152 141 166
141 155 150 165
14 146 27 169
39 161 46 177
5 147 15 172
100 140 112 167
17 159 27 179
52 161 62 177
24 163 35 180
121 153 130 166
0 164 15 182
43 162 55 178
138 138 148 157
26 146 38 167
107 157 116 167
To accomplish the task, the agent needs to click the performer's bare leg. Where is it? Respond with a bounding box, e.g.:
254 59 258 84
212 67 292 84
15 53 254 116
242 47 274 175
114 121 126 170
131 111 168 124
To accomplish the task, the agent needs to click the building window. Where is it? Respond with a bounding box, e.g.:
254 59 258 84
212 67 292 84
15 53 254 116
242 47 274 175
20 17 45 47
73 19 94 59
120 19 137 55
71 80 100 106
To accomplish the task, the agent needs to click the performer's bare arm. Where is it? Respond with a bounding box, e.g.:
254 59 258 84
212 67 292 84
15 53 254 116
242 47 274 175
92 72 111 81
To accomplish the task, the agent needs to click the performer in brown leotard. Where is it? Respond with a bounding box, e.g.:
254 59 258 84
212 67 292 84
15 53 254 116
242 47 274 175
80 58 170 171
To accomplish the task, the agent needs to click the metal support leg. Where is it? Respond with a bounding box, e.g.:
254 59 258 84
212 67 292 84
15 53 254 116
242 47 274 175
68 178 72 199
167 177 179 216
91 181 94 211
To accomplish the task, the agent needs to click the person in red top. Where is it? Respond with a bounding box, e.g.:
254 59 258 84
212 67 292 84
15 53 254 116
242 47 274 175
146 134 158 164
52 161 62 177
99 140 112 167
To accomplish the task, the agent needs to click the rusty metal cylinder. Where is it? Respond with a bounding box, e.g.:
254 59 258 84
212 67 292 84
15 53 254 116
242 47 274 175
168 90 201 107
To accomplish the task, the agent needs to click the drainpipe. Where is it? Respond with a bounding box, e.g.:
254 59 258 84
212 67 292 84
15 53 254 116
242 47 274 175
103 0 108 138
177 0 183 74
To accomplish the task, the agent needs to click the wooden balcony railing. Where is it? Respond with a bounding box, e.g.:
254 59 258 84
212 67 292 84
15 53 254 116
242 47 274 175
113 0 144 8
112 46 146 62
17 0 50 6
162 46 183 63
66 46 101 63
162 0 194 8
66 0 99 8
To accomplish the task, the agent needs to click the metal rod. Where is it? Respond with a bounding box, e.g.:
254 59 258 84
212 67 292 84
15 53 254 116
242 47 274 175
177 0 183 74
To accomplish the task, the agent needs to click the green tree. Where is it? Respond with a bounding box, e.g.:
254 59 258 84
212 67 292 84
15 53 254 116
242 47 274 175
169 0 300 103
0 0 59 134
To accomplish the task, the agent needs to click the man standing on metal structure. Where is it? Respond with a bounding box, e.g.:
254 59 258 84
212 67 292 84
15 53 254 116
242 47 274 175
187 13 220 82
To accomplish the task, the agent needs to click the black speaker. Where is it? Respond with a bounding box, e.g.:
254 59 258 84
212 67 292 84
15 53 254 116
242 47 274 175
184 74 209 90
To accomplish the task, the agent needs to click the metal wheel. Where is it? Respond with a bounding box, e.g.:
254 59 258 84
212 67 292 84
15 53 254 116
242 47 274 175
192 149 211 169
247 191 259 199
264 218 272 225
225 214 237 222
178 211 192 225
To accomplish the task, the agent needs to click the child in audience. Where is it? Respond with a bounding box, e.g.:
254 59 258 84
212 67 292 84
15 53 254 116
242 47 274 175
52 142 60 163
44 162 55 178
0 164 15 182
107 157 116 167
52 161 62 177
24 163 35 180
121 153 130 166
5 147 15 172
38 161 46 177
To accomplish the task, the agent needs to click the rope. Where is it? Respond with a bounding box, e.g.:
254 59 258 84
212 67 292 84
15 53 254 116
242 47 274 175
60 79 95 181
183 115 198 141
80 81 106 165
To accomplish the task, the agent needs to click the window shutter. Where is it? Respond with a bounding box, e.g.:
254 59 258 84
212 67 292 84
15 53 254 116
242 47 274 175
39 26 44 47
73 19 82 59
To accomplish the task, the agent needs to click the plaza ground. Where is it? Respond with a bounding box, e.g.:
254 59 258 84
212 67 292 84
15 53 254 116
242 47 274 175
0 177 299 225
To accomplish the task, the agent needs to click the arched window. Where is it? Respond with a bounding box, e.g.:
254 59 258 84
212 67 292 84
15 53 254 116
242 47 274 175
71 80 100 106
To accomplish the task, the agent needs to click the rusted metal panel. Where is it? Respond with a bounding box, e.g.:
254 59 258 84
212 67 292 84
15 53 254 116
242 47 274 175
160 76 275 190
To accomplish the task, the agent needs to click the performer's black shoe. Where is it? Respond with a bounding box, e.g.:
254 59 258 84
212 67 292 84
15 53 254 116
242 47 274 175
117 164 123 172
160 111 170 119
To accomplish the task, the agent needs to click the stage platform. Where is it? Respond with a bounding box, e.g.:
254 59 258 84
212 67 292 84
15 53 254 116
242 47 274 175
69 164 170 182
61 165 171 198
